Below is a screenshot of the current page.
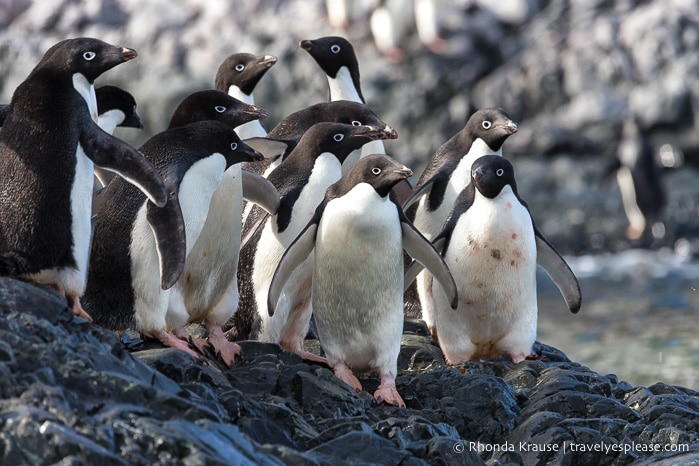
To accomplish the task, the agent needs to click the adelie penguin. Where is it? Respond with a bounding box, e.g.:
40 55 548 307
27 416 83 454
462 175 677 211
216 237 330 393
402 107 518 336
0 37 168 321
232 122 395 361
93 85 145 189
268 154 458 407
299 36 388 173
410 155 581 364
84 120 263 363
214 52 277 140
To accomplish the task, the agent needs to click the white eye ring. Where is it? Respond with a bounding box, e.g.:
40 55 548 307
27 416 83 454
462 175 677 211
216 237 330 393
371 167 381 175
330 44 341 54
235 64 245 72
83 51 96 61
230 142 238 150
215 106 226 113
351 120 361 126
482 120 492 130
496 168 504 177
333 133 344 142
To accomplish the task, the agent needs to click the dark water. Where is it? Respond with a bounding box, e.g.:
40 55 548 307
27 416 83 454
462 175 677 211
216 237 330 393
537 249 699 390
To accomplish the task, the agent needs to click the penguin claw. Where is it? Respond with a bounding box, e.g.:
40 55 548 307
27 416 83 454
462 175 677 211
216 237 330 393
333 363 362 393
373 373 405 408
205 323 241 368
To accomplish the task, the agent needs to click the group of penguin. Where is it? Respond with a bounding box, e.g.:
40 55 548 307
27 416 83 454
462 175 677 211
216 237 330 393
0 35 581 408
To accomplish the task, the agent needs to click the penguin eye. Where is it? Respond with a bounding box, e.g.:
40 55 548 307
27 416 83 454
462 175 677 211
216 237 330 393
330 44 341 54
496 168 505 177
230 142 238 150
351 120 362 126
235 64 245 72
371 167 382 175
333 133 344 142
482 120 492 130
215 106 226 113
83 51 96 61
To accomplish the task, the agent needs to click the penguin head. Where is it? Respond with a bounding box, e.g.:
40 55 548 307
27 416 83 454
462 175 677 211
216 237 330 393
299 122 391 164
35 37 137 83
348 154 413 198
168 90 267 129
183 121 265 168
215 53 277 96
464 108 518 151
471 155 517 199
96 85 144 129
299 36 364 102
329 101 398 140
224 133 265 166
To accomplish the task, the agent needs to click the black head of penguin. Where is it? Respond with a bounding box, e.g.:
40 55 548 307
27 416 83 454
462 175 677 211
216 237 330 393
471 154 518 199
95 85 144 129
215 53 277 96
457 108 518 152
299 36 363 102
31 37 137 84
168 90 268 129
291 121 390 166
332 154 413 198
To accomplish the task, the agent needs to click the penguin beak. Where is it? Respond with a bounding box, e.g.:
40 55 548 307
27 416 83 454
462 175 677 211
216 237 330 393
472 166 486 183
259 55 277 68
501 121 518 134
299 40 314 51
384 125 398 140
394 166 413 179
246 105 268 120
351 125 390 140
119 47 138 61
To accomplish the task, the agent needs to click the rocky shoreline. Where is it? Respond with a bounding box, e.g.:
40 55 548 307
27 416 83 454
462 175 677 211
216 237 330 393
2 277 698 465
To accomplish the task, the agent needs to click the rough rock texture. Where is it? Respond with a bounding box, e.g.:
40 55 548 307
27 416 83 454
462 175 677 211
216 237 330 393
1 0 699 255
2 277 698 465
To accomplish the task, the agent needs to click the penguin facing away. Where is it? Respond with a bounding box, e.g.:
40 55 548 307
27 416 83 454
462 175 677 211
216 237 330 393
93 85 145 188
268 154 458 407
402 107 518 336
0 37 167 321
232 122 395 361
214 52 277 140
420 155 581 364
84 120 263 361
299 36 387 172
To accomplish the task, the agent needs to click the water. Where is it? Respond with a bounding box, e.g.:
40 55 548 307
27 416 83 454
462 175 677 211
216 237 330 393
537 248 699 390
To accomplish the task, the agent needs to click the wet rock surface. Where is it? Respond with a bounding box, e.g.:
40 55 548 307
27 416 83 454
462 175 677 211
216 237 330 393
2 277 698 465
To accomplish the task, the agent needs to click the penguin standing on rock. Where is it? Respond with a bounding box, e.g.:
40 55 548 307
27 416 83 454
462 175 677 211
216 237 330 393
268 154 458 407
231 122 395 361
84 121 263 362
402 107 518 336
421 155 581 364
0 37 168 321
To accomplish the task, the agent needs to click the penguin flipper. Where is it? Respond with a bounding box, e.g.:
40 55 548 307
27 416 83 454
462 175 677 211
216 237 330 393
402 236 446 290
146 191 186 290
401 178 435 211
243 137 292 159
80 123 168 207
535 234 582 314
268 223 317 317
401 222 458 309
241 170 280 215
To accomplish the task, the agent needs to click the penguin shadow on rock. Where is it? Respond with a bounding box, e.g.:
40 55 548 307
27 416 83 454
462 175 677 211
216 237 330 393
404 154 581 365
401 107 519 332
0 37 168 322
228 122 397 362
84 91 273 369
268 154 458 407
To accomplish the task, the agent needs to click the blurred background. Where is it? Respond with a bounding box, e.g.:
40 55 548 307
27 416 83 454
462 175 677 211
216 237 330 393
1 0 697 389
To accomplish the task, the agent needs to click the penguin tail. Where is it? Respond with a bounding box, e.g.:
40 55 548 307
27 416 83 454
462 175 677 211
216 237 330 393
0 252 32 276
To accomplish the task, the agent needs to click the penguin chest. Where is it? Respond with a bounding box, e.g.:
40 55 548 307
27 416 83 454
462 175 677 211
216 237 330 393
177 154 228 257
446 187 537 333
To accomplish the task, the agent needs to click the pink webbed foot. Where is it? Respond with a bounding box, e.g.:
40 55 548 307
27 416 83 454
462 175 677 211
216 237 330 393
55 286 93 322
333 362 362 393
155 329 201 360
281 336 328 365
510 352 537 364
373 373 405 408
206 323 241 368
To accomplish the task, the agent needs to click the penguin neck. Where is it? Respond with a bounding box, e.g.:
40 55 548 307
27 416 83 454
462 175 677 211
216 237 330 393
97 110 126 135
328 66 363 103
72 73 98 122
227 85 267 139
